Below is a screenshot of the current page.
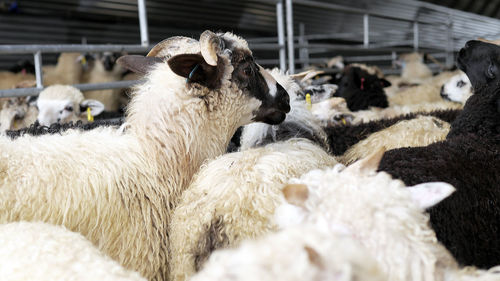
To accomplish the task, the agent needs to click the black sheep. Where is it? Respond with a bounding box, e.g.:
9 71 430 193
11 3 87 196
333 66 390 111
378 40 500 268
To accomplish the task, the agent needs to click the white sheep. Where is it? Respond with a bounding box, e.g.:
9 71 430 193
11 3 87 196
36 84 105 126
168 138 337 281
388 70 461 106
81 52 127 111
190 224 387 281
276 149 500 281
0 30 290 281
43 52 85 86
0 71 35 90
0 221 146 281
440 71 472 104
0 96 38 132
339 115 450 165
398 52 433 84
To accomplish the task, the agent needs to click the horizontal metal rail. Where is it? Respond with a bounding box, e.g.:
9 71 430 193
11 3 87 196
0 44 151 55
0 80 144 98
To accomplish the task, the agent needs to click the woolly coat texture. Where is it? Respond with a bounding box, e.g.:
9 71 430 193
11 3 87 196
0 221 146 281
0 34 262 281
278 158 500 281
190 224 387 281
168 139 337 281
340 115 451 165
325 109 461 155
378 82 500 268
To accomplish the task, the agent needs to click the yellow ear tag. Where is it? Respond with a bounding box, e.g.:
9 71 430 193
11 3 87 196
87 107 94 122
305 93 312 111
81 56 87 66
341 117 347 125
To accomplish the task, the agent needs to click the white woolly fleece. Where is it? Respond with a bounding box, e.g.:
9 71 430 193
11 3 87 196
0 221 146 281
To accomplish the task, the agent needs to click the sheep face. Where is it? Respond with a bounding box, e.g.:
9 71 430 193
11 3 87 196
333 66 390 111
36 85 105 126
440 72 473 104
457 40 500 90
120 31 290 126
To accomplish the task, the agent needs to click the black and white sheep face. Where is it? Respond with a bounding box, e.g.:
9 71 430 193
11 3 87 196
229 49 290 125
440 72 473 104
457 40 500 90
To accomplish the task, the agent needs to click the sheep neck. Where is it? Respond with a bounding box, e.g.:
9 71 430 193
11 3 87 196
126 73 247 205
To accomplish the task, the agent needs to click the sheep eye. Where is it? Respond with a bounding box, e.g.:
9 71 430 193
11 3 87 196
65 106 73 112
456 80 466 87
244 67 253 76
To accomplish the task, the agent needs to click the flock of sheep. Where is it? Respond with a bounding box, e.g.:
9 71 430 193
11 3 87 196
0 30 498 281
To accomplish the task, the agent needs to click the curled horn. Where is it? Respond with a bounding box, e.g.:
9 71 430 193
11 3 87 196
200 30 222 66
147 36 197 57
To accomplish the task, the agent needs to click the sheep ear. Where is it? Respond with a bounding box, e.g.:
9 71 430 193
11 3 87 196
168 53 222 89
407 182 456 209
282 183 309 206
380 78 391 88
116 55 163 74
347 147 386 173
80 99 105 116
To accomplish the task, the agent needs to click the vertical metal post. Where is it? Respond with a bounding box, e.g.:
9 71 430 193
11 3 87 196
286 0 295 74
299 22 309 69
34 51 43 89
413 21 419 51
363 14 369 48
276 1 286 71
137 0 149 47
446 15 454 69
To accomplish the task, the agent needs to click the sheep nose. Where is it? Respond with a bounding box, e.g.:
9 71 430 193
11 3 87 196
275 83 290 113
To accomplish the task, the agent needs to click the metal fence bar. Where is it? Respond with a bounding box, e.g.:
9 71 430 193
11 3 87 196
0 44 150 55
33 51 43 89
413 21 419 50
363 14 369 48
276 1 286 71
137 0 149 47
286 0 295 74
0 80 144 98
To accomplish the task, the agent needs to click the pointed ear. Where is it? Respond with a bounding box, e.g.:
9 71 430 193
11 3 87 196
380 78 391 88
407 182 455 209
486 61 498 79
80 99 105 116
282 183 309 206
116 55 163 74
347 147 386 173
167 53 223 89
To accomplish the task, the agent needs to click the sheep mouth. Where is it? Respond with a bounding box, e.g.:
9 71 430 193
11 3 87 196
253 108 287 125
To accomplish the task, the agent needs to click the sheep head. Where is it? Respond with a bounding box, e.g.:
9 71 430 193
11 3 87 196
117 31 291 126
457 40 500 90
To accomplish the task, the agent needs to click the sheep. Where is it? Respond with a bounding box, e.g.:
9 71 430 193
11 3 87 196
339 115 451 165
238 68 329 151
190 224 387 281
388 70 461 106
398 52 433 84
0 221 146 281
0 30 290 281
310 96 354 127
352 101 463 123
0 96 38 132
43 52 85 86
324 109 461 155
378 40 500 269
440 71 473 104
333 65 390 111
81 52 127 111
168 139 337 281
277 149 500 281
36 84 105 126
